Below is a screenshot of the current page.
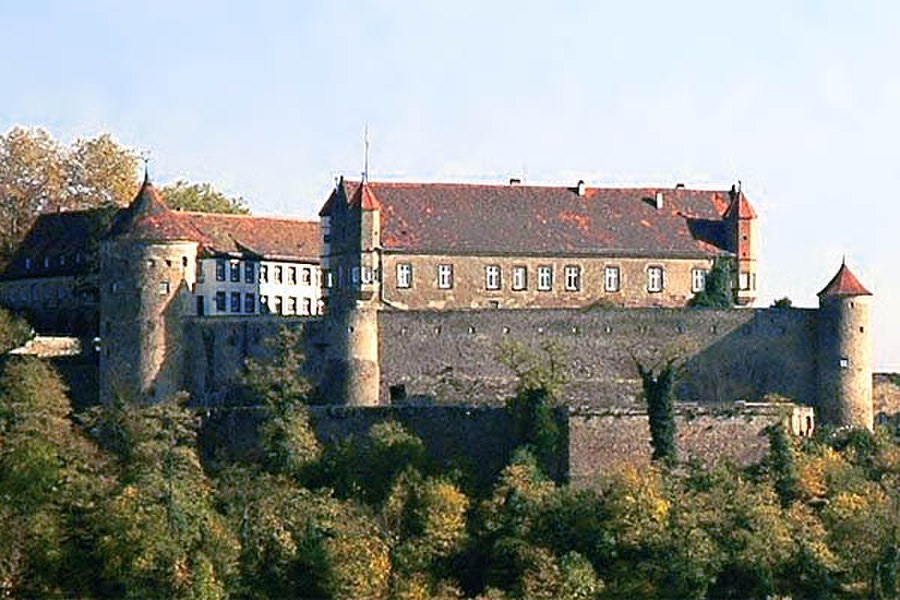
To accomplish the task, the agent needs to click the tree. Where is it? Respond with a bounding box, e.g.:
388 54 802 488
635 357 678 465
767 423 800 508
160 180 249 214
0 127 139 266
771 297 793 309
688 257 735 308
0 308 32 354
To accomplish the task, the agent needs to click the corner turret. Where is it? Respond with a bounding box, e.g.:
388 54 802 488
816 260 873 430
724 184 758 306
99 172 199 403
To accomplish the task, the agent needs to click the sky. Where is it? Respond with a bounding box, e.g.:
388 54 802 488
2 0 899 369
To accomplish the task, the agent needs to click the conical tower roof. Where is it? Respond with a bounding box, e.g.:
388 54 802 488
107 172 198 242
818 260 872 297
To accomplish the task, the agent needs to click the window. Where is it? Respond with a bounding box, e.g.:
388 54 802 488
59 255 66 266
361 266 373 284
351 266 360 285
512 266 527 291
215 291 226 312
325 270 334 288
397 263 412 288
604 266 620 292
274 266 283 284
288 266 297 285
158 281 170 295
260 295 269 313
438 264 453 289
691 268 707 293
245 262 255 283
260 264 269 283
230 260 240 282
485 265 501 290
647 266 664 292
739 272 750 290
43 256 50 269
288 297 298 315
230 292 241 313
564 265 581 291
302 268 312 285
840 357 849 369
24 258 31 271
302 297 312 315
244 293 255 314
216 260 226 281
197 262 205 283
322 217 331 242
537 266 553 291
273 296 283 314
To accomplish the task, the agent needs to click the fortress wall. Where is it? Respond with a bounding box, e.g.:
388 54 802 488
567 407 789 487
379 307 819 408
182 316 332 404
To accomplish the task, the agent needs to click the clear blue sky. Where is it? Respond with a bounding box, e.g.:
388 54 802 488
3 1 898 369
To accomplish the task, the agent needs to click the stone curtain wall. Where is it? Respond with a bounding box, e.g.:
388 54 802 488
378 307 818 408
566 407 789 487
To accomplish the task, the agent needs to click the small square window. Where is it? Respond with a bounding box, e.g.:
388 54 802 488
839 357 849 369
438 264 453 289
158 281 170 295
537 266 553 291
564 265 581 291
604 266 620 292
397 263 412 289
691 268 707 293
512 266 527 291
485 265 501 290
647 266 664 293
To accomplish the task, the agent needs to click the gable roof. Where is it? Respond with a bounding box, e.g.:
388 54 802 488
180 212 320 262
1 207 117 280
818 261 872 297
329 180 738 258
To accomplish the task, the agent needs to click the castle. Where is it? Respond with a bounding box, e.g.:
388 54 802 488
0 172 876 480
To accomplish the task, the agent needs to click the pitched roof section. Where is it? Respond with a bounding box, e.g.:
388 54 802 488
723 190 758 220
181 212 320 262
1 208 117 279
106 176 198 242
818 262 872 297
349 182 381 211
336 180 737 258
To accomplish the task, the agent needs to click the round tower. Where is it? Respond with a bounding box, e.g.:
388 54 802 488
816 260 873 430
334 303 380 406
99 173 198 404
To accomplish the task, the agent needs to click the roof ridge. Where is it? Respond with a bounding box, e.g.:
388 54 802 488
350 179 732 193
178 210 317 223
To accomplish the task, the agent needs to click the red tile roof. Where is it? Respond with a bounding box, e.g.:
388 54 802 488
326 180 738 258
107 177 198 242
723 191 757 219
179 212 320 262
818 262 872 297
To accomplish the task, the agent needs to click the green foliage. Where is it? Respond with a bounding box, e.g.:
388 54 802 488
505 389 563 478
242 327 321 478
160 180 250 214
771 296 793 308
0 126 139 264
0 308 32 354
635 357 678 465
767 423 800 507
688 257 735 308
496 339 568 401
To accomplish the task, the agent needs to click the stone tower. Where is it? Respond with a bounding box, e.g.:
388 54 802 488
99 173 199 404
319 178 381 406
816 260 873 430
724 184 759 306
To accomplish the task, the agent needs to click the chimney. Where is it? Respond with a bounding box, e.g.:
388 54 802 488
577 180 586 196
655 191 664 209
509 178 521 186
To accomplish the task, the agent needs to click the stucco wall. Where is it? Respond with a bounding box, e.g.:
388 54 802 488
381 253 716 310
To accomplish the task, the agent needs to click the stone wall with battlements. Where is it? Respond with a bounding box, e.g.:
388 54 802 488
378 307 819 409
